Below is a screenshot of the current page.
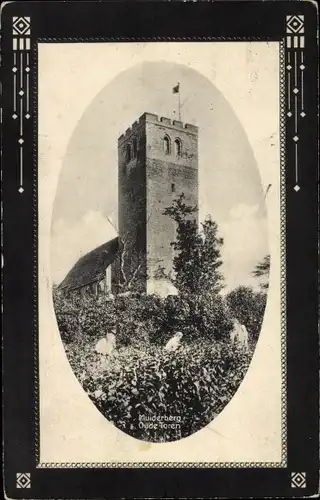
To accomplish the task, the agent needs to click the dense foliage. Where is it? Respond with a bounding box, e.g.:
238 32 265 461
226 286 267 346
160 194 224 296
53 290 234 347
252 254 270 290
64 330 251 442
53 195 268 441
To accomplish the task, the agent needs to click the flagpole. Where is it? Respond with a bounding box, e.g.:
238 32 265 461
172 82 181 120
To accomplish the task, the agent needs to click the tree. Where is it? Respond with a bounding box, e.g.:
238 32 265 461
226 286 267 345
161 194 224 297
252 254 270 290
156 194 232 342
107 212 152 294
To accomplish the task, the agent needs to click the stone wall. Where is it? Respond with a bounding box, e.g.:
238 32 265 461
113 112 198 295
112 119 147 293
145 117 198 289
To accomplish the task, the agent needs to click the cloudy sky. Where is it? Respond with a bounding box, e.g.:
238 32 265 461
39 42 279 292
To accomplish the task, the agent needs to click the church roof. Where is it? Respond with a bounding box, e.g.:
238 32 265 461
58 237 119 291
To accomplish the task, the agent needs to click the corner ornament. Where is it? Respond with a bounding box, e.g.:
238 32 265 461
16 472 31 488
291 472 306 488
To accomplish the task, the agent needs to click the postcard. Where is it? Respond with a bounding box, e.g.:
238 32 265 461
2 2 318 498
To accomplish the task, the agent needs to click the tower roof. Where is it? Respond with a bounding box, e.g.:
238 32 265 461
58 237 119 291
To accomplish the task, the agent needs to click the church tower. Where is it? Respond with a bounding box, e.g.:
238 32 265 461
112 112 198 295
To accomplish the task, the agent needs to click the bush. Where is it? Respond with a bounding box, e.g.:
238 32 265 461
226 286 267 345
114 292 234 346
111 294 164 346
53 287 235 348
53 290 82 344
185 294 233 342
53 290 117 344
79 295 116 338
66 337 251 442
53 288 253 443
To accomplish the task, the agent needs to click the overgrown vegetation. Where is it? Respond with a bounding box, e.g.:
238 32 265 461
53 194 268 441
158 196 224 297
225 286 267 347
252 254 270 290
64 334 251 442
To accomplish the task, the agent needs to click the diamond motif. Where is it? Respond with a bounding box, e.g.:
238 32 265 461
294 185 300 192
293 88 299 94
19 90 24 96
291 472 306 487
300 111 306 117
18 138 24 145
287 111 292 117
12 66 17 73
12 113 18 120
286 64 292 70
300 64 305 70
18 187 24 194
25 67 30 73
12 17 30 36
25 113 30 119
293 136 299 142
287 15 304 34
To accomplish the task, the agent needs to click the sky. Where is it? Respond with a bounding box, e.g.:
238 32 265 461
41 42 279 292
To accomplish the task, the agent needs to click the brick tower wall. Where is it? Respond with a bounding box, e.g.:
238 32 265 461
112 117 148 293
112 112 198 296
145 115 198 295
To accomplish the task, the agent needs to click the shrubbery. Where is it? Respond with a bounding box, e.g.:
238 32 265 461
65 334 251 442
53 290 82 344
53 287 253 442
53 195 268 441
53 289 234 347
226 286 267 346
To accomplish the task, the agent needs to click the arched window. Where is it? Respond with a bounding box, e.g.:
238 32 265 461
163 135 171 155
132 138 138 158
174 138 182 157
126 143 132 163
137 137 143 161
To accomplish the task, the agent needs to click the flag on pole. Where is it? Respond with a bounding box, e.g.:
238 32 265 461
172 83 180 94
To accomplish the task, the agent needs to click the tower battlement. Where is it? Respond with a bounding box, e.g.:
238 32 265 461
118 112 198 143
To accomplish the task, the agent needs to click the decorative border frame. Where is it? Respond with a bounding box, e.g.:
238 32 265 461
33 36 287 470
2 2 318 498
7 13 301 473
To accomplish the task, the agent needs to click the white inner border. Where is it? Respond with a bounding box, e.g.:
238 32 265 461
37 41 284 466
